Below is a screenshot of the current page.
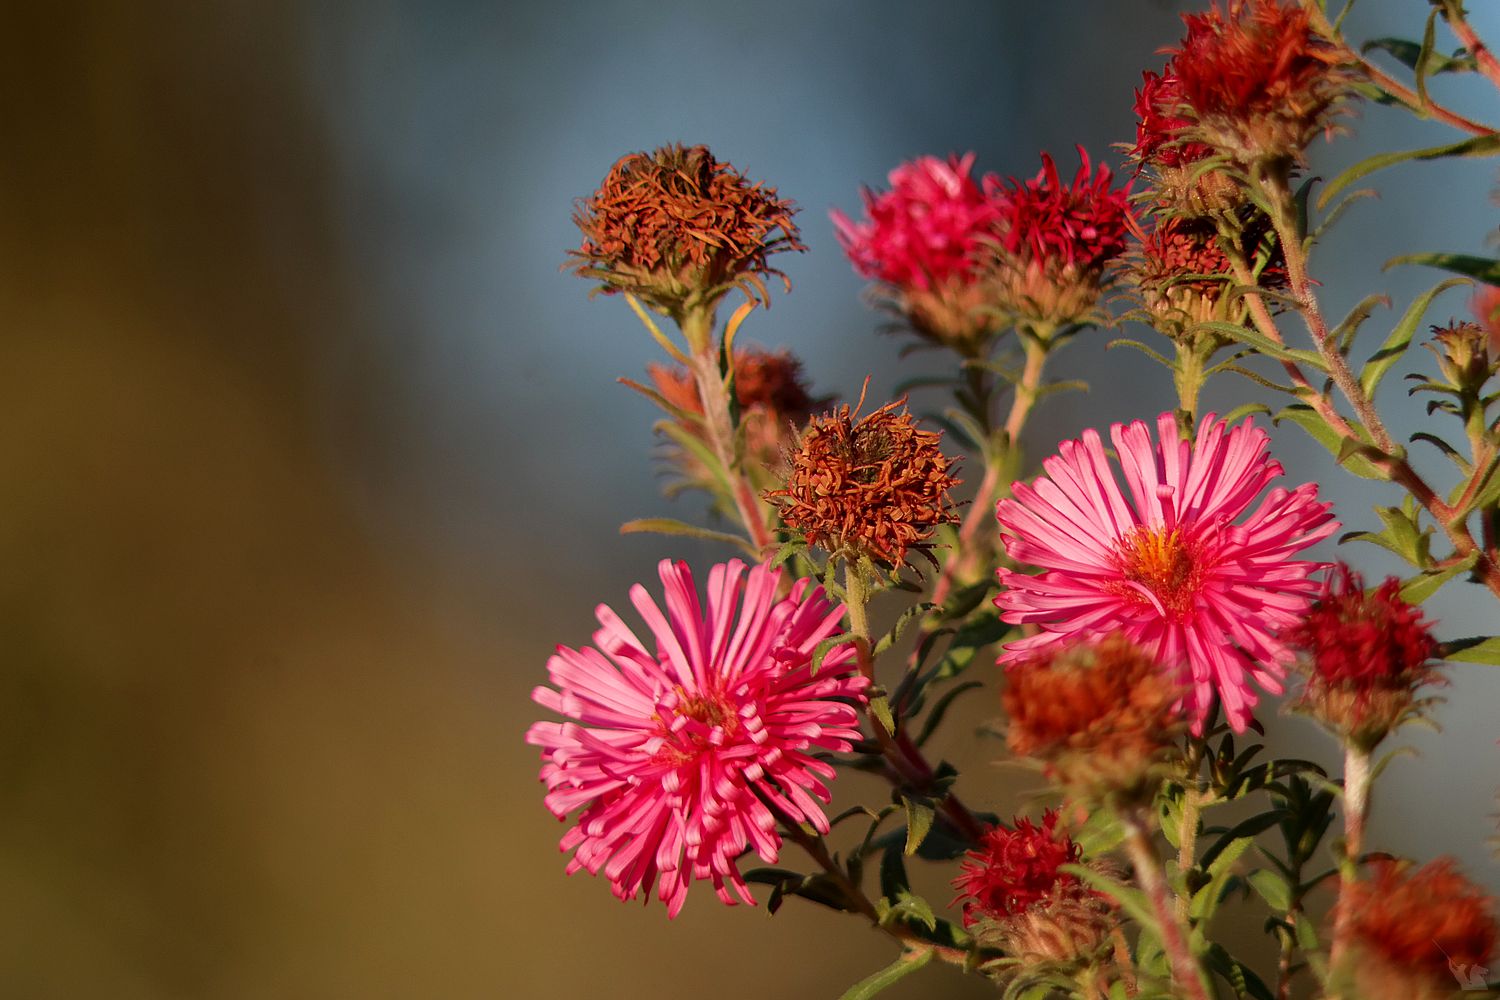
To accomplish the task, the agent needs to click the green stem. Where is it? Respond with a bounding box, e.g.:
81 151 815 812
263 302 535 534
1122 809 1212 1000
1174 740 1206 924
682 307 775 558
771 803 972 965
843 558 988 844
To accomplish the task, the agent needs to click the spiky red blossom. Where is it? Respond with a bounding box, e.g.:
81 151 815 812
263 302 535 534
1132 69 1212 170
765 395 960 569
1168 0 1349 168
1340 858 1497 997
985 149 1132 325
1283 565 1441 749
831 154 1006 352
953 811 1086 925
567 143 804 315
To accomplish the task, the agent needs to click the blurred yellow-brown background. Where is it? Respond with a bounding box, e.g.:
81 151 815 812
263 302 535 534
3 2 1496 998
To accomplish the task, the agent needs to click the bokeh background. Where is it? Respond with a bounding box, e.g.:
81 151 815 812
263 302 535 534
3 2 1498 998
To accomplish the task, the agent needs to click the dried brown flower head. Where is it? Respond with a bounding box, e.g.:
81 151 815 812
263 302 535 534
646 346 829 490
1337 857 1498 1000
1002 634 1184 801
567 143 804 317
765 392 959 568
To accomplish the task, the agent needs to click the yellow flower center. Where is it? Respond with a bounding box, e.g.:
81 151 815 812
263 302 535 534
1114 526 1202 621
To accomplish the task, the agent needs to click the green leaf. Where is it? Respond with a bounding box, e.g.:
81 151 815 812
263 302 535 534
1247 868 1294 913
619 518 757 557
1385 252 1500 285
838 950 934 1000
1362 36 1477 75
902 795 936 856
1273 404 1385 479
1193 321 1329 371
1201 813 1285 872
1204 942 1276 1000
1398 554 1477 603
1107 337 1174 368
1319 134 1500 212
914 681 984 747
881 891 938 932
1442 636 1500 665
811 632 857 675
1331 293 1392 353
1360 278 1470 397
617 376 705 425
873 602 935 656
868 694 897 734
655 420 732 493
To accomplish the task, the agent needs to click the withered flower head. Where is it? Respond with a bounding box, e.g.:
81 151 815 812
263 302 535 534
1337 857 1498 1000
1168 0 1353 172
1282 565 1442 751
1002 634 1184 800
646 346 829 490
1129 212 1285 334
982 148 1133 327
764 391 959 569
953 812 1119 975
568 143 804 317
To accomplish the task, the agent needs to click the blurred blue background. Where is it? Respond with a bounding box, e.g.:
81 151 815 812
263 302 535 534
2 2 1496 997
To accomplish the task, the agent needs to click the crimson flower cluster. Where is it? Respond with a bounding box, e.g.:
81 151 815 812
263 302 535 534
1283 565 1441 749
952 811 1084 925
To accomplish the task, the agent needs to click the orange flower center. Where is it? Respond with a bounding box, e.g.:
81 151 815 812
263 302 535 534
677 690 737 732
653 688 742 766
1114 526 1202 621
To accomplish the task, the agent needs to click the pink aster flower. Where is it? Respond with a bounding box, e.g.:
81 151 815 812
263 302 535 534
994 412 1337 732
526 558 867 917
832 153 1001 291
832 153 1006 353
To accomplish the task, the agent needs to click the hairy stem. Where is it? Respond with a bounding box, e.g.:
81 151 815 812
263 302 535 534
1175 740 1206 924
1299 0 1498 135
1327 745 1370 990
1122 809 1211 1000
1441 2 1500 94
682 307 775 558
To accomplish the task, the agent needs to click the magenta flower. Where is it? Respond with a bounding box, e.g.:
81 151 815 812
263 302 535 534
526 559 867 917
831 152 1002 292
992 148 1131 277
994 412 1337 732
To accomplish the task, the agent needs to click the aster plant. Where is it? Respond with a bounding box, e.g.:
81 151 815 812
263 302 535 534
533 2 1500 996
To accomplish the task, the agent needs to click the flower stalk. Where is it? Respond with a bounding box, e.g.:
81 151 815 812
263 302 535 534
1121 809 1211 1000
